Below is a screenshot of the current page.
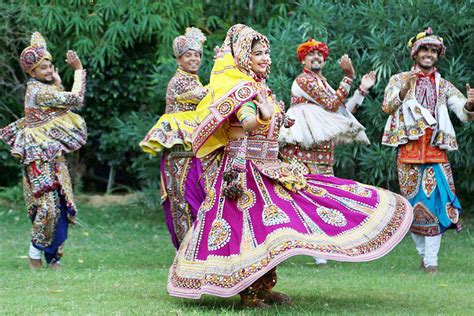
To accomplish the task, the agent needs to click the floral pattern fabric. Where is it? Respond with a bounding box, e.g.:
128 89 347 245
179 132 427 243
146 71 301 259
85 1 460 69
0 70 87 164
0 70 86 251
382 70 473 150
168 79 413 299
397 160 461 236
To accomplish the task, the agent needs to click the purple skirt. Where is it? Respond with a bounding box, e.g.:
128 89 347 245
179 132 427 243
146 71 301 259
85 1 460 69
161 152 206 249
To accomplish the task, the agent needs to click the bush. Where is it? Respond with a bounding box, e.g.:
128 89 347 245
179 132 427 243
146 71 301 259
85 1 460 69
0 1 472 213
0 184 24 204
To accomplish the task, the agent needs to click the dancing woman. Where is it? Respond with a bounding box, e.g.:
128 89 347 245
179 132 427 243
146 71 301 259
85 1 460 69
151 24 413 308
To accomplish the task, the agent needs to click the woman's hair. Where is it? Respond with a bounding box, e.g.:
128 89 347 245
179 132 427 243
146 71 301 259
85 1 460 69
251 38 262 49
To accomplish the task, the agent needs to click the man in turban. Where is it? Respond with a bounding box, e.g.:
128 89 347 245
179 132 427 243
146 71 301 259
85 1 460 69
279 38 376 266
141 27 217 249
1 32 87 268
381 27 474 273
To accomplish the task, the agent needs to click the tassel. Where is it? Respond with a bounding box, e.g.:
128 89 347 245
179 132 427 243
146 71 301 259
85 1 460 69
223 136 248 199
283 114 295 128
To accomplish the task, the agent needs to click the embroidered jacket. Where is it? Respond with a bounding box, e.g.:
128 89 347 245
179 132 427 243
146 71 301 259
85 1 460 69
278 70 369 148
382 70 473 151
0 70 87 164
291 69 364 112
140 69 206 155
165 69 207 114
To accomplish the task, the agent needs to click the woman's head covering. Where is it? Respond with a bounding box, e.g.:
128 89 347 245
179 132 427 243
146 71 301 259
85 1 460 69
20 32 53 73
141 25 270 158
173 27 206 58
408 27 446 60
191 24 273 156
219 24 271 80
296 38 329 62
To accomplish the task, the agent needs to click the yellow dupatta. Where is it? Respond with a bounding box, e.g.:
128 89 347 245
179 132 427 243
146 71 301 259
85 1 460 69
140 24 269 158
191 53 260 158
140 53 260 157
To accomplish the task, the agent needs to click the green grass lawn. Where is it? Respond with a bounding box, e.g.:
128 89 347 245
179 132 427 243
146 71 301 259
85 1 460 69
1 196 473 315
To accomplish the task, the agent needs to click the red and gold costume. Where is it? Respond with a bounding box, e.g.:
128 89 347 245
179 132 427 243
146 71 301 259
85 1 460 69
280 39 369 175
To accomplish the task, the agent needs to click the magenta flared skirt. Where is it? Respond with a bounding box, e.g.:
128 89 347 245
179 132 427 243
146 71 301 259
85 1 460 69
168 154 413 298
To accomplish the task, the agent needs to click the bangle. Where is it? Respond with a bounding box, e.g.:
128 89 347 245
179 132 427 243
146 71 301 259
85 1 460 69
358 86 369 96
342 76 353 85
256 113 272 125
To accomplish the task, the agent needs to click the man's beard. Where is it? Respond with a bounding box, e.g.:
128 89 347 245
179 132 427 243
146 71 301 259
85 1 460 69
311 64 322 72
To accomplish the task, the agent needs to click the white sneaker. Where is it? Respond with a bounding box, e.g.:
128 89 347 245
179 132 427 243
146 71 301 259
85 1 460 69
314 257 328 266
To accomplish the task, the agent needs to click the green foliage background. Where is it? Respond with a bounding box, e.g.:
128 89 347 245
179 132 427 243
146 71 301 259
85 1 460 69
1 1 473 209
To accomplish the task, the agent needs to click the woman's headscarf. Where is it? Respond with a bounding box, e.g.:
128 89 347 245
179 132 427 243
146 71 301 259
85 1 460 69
192 24 271 157
217 24 271 80
140 24 270 158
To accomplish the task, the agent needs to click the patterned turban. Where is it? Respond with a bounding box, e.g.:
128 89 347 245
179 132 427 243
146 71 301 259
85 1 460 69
297 38 329 62
408 27 446 60
20 32 53 73
173 27 207 58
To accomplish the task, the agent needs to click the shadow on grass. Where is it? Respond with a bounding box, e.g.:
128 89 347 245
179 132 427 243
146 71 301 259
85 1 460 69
292 292 403 312
167 290 405 314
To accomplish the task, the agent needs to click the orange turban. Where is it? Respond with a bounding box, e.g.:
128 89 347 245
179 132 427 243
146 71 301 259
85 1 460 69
297 38 329 62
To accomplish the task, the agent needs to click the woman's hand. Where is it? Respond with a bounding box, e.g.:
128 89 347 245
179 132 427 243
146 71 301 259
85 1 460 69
254 89 274 120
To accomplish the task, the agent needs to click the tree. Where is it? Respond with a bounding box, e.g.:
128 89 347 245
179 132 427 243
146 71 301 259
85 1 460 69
1 1 472 212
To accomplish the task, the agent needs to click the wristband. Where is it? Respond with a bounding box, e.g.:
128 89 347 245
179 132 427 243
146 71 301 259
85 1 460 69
358 86 369 96
256 113 272 125
342 76 354 85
